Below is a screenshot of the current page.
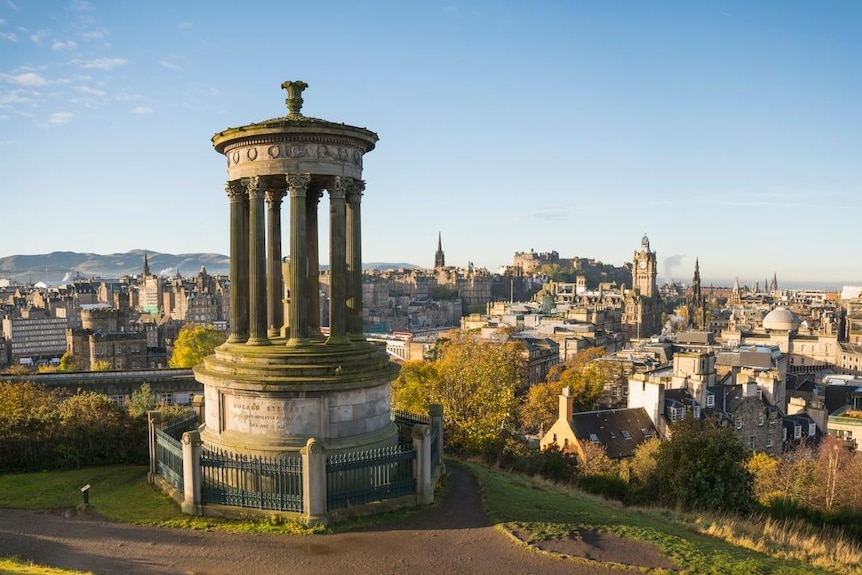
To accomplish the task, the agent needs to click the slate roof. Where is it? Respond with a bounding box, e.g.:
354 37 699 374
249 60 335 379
569 407 657 459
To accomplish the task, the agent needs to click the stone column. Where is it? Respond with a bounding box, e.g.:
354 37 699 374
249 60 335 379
327 177 350 344
265 188 285 339
147 410 162 484
246 176 269 345
226 181 248 343
412 424 433 505
287 173 311 345
181 430 203 516
307 189 322 339
346 181 365 340
301 438 327 526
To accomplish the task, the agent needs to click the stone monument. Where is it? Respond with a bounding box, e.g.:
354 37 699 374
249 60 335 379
195 81 398 455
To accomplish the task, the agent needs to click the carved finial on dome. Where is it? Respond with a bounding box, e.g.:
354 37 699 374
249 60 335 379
281 80 308 119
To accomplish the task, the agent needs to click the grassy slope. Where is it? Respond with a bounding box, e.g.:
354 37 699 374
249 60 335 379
0 463 843 574
463 461 834 575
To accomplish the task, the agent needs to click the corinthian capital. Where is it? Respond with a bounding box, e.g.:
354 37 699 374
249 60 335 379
347 179 366 205
286 173 311 197
245 176 265 199
330 176 352 201
225 180 246 203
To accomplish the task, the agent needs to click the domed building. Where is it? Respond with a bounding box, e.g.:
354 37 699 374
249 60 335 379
762 307 801 333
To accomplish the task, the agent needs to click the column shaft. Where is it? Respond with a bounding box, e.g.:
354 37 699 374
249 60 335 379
287 173 311 345
246 177 269 345
327 177 349 343
225 181 248 343
346 182 365 339
265 189 285 338
307 190 322 339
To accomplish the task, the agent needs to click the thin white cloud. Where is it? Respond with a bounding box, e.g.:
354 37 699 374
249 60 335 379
30 29 49 45
52 39 77 51
1 72 47 86
0 92 32 107
74 57 127 70
0 140 10 145
160 60 182 70
0 17 5 24
78 85 105 96
81 29 107 39
7 1 19 11
69 0 94 11
178 21 193 30
48 111 72 124
131 105 153 115
115 91 143 102
0 31 16 41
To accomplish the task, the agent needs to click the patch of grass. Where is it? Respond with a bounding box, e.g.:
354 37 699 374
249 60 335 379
0 556 92 574
459 460 839 574
0 465 318 534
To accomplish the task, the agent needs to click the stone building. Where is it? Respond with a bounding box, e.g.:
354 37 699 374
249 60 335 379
622 235 663 340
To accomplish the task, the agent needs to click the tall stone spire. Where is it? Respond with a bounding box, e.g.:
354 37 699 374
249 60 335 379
143 250 150 276
434 232 445 268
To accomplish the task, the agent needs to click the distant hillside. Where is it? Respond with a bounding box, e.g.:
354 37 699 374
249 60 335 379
0 250 230 284
0 250 420 285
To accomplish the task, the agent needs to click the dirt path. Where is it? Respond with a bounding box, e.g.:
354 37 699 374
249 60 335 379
0 467 662 574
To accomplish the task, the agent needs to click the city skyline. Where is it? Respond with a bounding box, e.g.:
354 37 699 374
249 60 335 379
1 1 860 287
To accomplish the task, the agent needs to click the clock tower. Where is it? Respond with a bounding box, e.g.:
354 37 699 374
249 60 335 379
633 233 657 298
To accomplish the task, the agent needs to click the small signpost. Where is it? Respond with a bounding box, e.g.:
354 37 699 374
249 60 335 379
80 484 90 508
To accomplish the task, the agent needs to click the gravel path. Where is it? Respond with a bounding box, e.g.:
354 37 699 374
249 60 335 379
0 467 652 575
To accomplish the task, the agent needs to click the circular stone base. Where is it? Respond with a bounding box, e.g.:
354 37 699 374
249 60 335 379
194 338 400 456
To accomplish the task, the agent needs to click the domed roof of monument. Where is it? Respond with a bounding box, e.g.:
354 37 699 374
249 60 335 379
212 80 378 153
762 307 801 332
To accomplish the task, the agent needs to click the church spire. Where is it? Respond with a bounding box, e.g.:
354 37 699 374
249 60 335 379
143 250 150 276
434 232 445 268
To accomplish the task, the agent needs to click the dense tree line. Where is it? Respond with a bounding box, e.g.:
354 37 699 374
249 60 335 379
0 380 186 472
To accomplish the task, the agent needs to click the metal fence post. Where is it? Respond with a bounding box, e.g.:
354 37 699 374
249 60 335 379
412 424 433 505
147 410 162 484
181 430 203 515
301 437 327 526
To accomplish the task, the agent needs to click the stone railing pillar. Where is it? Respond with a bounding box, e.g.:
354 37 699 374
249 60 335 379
192 395 205 425
412 424 433 505
430 403 444 477
147 410 162 484
301 437 327 526
181 430 203 516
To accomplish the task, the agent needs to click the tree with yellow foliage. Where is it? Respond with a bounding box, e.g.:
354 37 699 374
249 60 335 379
168 324 227 368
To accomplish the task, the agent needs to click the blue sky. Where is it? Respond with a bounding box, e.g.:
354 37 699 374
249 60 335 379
1 1 860 289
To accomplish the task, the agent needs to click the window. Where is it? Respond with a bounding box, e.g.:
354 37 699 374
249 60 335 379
736 417 743 430
809 423 816 436
758 414 765 427
766 435 773 448
693 406 701 419
160 392 173 405
783 428 788 442
749 435 756 449
621 430 632 440
706 393 715 408
589 433 600 443
794 425 802 439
